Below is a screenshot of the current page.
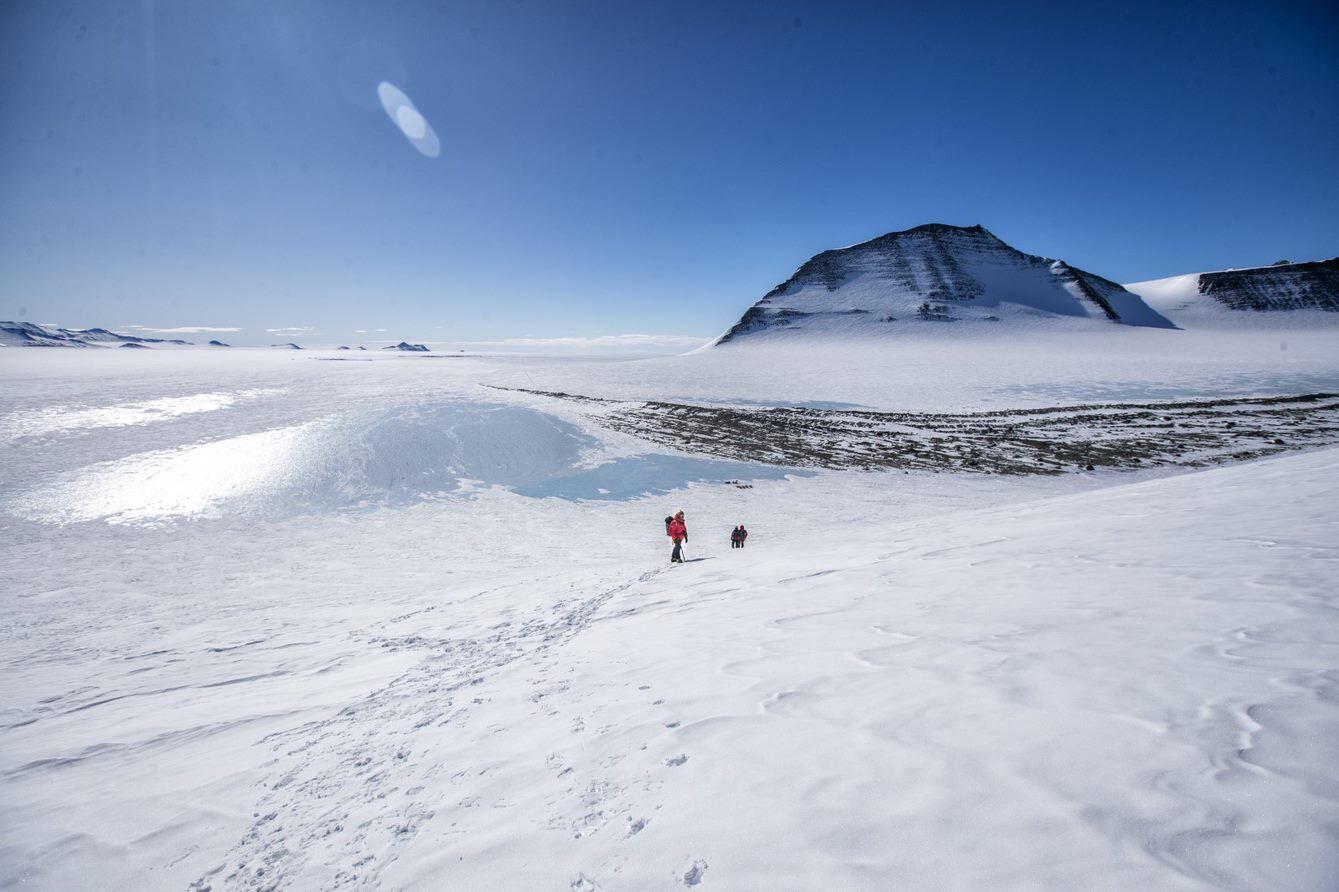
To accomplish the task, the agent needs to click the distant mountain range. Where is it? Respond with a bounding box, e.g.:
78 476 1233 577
0 321 193 348
0 322 439 351
8 233 1335 353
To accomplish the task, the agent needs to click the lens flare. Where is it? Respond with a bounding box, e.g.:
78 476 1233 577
376 82 440 158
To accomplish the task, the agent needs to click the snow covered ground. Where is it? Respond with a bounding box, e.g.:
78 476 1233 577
1 338 1337 890
503 330 1339 411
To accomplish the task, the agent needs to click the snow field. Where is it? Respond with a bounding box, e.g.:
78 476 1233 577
3 451 1336 889
385 451 1339 890
2 346 1338 890
487 331 1339 412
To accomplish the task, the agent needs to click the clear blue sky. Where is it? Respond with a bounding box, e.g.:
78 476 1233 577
2 0 1336 348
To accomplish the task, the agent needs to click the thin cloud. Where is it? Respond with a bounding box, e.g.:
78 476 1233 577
266 327 318 337
125 325 243 334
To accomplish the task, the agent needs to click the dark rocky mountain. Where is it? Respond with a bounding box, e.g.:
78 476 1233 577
208 339 231 347
713 224 1174 345
383 342 430 352
1197 258 1338 312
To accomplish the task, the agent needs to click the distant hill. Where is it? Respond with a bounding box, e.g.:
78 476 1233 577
1125 257 1338 327
712 224 1174 346
383 342 430 352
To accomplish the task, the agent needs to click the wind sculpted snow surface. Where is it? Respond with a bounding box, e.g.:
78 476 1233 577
1 349 1338 890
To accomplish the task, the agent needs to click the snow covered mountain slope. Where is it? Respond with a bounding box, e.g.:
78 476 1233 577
1125 257 1339 327
0 321 191 348
713 224 1174 344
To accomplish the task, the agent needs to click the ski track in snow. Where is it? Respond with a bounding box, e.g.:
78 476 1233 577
210 566 670 890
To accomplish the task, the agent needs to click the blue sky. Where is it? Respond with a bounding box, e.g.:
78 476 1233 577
1 0 1336 349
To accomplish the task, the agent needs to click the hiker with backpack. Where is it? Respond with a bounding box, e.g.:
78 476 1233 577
735 524 748 548
666 510 688 563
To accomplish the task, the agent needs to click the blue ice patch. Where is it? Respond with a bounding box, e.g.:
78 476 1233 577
513 453 811 501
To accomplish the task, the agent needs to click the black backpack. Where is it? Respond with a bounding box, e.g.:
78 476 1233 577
664 516 674 533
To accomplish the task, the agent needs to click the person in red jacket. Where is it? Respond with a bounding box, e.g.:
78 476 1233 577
667 510 688 563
